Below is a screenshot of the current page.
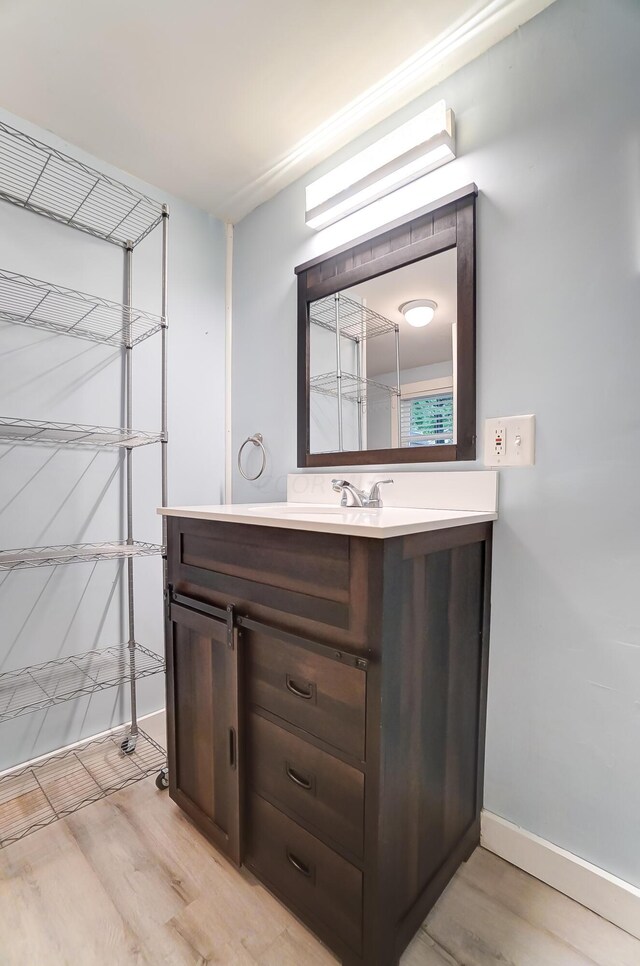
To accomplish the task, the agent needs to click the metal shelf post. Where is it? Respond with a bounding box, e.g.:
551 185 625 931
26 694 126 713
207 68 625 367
124 242 138 748
161 206 169 587
395 325 402 446
334 293 343 451
355 337 363 450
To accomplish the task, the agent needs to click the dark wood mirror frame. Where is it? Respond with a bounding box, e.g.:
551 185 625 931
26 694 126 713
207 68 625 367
296 184 477 467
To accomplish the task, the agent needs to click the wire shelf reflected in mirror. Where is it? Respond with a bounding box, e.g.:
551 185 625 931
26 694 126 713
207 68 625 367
310 371 399 403
309 292 397 341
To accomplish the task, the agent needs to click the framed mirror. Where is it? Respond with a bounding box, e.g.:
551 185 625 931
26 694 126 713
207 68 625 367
296 185 477 466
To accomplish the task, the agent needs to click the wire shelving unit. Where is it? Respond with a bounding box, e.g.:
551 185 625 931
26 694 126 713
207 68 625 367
0 541 163 572
310 291 401 450
0 268 164 346
0 122 164 247
0 121 169 845
0 417 164 449
0 728 165 847
0 644 165 722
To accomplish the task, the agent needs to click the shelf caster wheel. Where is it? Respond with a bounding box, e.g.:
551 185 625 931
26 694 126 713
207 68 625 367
156 767 169 790
121 734 137 755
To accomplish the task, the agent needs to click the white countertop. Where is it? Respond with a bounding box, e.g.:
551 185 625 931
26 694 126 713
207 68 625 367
157 502 497 539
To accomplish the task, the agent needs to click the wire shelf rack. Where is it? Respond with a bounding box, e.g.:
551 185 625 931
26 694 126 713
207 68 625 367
0 122 164 248
310 293 398 341
310 371 399 402
0 120 170 837
0 644 164 722
0 417 164 450
0 268 164 347
0 727 165 847
0 541 164 572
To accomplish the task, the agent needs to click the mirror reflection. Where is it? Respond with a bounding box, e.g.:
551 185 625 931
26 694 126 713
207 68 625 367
309 248 457 454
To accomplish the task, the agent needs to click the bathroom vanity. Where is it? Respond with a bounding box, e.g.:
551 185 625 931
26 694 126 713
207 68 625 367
159 478 496 966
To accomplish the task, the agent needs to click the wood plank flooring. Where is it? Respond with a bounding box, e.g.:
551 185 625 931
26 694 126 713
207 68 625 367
1 715 638 966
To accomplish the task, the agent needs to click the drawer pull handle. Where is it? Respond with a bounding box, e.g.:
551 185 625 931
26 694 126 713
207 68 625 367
285 675 315 701
286 765 312 790
287 850 313 878
229 728 237 770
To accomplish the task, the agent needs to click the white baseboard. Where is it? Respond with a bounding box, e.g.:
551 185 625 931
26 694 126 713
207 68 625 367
140 709 165 726
481 810 640 941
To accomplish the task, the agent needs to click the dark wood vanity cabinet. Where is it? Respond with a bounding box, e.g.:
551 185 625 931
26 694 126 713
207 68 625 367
164 515 492 966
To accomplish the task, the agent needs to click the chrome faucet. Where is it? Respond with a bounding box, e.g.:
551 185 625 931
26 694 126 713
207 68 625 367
331 478 394 509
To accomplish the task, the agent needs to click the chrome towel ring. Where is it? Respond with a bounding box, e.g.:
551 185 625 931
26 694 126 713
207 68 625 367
238 432 267 481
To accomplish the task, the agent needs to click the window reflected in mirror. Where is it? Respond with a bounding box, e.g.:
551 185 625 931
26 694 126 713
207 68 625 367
309 248 456 455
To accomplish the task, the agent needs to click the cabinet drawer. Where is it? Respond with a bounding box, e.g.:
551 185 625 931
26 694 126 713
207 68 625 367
171 518 352 630
246 792 362 955
246 627 366 759
248 712 364 858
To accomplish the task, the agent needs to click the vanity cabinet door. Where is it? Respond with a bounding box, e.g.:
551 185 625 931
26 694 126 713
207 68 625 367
166 601 242 865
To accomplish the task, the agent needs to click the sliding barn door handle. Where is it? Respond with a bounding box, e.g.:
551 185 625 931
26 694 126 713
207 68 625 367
285 675 316 701
229 728 237 769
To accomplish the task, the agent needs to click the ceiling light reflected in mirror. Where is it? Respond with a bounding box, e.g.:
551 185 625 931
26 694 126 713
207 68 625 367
400 299 437 327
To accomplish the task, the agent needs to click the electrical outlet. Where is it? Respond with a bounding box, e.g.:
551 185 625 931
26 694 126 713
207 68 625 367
493 424 506 457
484 415 535 466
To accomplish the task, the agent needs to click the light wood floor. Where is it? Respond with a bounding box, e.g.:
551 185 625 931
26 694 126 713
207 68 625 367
1 715 638 966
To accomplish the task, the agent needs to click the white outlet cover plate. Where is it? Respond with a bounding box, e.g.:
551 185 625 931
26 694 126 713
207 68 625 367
484 414 535 467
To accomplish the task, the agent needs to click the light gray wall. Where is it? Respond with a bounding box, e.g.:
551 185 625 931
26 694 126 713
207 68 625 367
232 0 640 887
387 361 454 387
0 107 226 770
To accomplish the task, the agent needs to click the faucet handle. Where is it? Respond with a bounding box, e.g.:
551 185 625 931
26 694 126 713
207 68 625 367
367 478 394 506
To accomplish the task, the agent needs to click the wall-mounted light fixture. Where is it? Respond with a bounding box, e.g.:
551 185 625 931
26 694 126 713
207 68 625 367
305 100 455 231
399 299 437 327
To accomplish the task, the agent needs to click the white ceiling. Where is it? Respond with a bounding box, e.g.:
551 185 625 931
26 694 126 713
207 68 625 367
350 249 457 376
0 0 553 222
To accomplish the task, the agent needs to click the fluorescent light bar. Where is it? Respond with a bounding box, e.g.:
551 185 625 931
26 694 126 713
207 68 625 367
305 100 456 230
